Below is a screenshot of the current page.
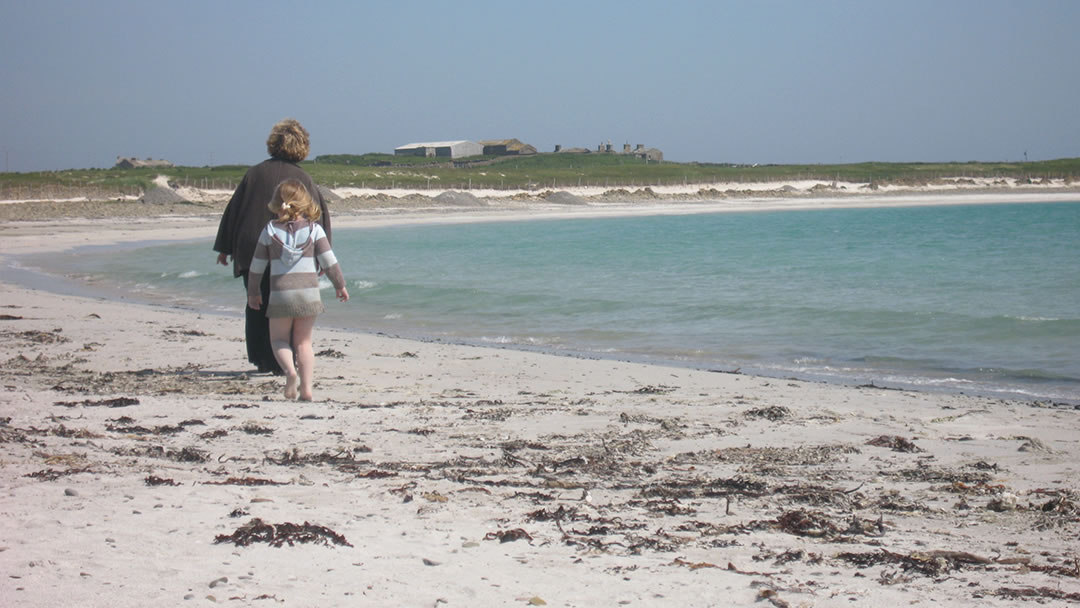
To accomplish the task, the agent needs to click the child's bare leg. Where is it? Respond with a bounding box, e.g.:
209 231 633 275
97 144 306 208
269 317 299 399
291 316 317 401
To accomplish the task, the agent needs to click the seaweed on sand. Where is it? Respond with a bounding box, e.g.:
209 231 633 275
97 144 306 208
865 435 923 453
203 476 288 486
671 444 860 467
214 518 352 548
263 446 371 467
113 444 210 463
744 406 792 421
836 548 991 577
145 475 181 486
25 467 91 481
484 528 533 543
54 396 139 408
640 476 769 500
995 588 1080 602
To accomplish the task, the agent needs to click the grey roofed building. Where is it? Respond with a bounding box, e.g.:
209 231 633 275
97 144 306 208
394 140 484 159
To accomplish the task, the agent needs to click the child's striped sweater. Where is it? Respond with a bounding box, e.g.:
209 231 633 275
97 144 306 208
248 219 345 318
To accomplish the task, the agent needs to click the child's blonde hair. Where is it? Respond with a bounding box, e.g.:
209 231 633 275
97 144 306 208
268 179 321 222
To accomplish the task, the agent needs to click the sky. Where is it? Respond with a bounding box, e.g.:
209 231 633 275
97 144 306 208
2 0 1078 173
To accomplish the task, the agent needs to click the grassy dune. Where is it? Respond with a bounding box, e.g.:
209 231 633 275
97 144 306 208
2 154 1078 198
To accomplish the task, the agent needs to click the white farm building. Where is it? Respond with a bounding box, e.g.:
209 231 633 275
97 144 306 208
394 140 483 159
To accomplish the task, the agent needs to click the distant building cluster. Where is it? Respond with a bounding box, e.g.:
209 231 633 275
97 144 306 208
394 138 661 162
556 141 663 162
114 156 174 169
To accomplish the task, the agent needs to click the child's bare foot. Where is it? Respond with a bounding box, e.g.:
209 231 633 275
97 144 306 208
299 383 313 401
284 374 299 400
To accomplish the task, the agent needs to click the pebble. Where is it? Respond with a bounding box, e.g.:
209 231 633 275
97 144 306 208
209 576 228 588
64 488 78 497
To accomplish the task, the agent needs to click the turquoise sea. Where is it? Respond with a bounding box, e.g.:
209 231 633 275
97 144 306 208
19 201 1080 403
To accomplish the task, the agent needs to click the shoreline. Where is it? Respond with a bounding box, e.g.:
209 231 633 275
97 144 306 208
2 182 1078 246
2 189 1078 406
1 187 1079 606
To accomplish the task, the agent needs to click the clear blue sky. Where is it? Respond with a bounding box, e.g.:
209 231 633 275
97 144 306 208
2 0 1078 172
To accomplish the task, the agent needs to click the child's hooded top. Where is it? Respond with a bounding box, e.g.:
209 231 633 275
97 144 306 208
247 219 345 318
214 158 331 278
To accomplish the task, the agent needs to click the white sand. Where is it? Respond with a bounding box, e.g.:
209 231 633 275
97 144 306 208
1 192 1079 607
331 175 1075 201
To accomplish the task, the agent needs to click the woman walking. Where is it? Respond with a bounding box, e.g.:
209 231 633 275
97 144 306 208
214 119 331 374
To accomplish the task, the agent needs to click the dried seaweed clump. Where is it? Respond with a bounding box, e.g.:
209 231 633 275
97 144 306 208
204 476 288 486
866 435 923 452
484 528 533 543
25 467 91 481
744 406 791 421
54 396 139 408
995 588 1080 602
6 329 69 344
674 443 859 467
145 475 181 486
640 476 768 500
889 467 991 485
239 422 274 435
113 445 210 463
759 510 885 540
837 548 991 577
214 518 352 548
264 446 370 466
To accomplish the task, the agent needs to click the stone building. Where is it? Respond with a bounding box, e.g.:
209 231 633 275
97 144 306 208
479 139 537 156
114 156 174 169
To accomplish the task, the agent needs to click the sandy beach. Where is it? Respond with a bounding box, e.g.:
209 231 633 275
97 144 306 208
1 183 1079 607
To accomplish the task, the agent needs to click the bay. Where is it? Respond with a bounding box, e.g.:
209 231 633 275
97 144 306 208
29 201 1080 403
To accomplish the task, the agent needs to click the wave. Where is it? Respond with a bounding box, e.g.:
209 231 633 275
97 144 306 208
479 335 560 346
1004 315 1071 323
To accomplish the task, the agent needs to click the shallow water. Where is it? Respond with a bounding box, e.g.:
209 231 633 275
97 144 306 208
22 201 1080 403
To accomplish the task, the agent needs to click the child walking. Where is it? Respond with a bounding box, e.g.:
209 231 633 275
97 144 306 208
247 179 348 401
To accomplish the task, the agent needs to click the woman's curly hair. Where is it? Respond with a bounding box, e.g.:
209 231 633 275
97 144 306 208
266 119 310 162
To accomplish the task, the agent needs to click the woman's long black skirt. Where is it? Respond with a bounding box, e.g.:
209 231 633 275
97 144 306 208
241 272 283 375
